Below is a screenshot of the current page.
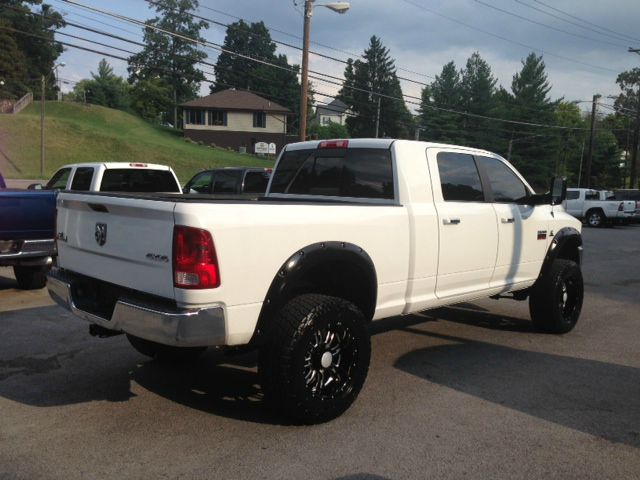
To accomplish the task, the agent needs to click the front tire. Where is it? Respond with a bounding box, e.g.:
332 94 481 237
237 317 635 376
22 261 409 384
529 259 583 333
259 294 371 424
13 265 48 290
126 334 206 362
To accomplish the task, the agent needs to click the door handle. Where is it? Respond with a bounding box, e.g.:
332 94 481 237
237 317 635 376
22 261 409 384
501 217 515 224
443 218 461 225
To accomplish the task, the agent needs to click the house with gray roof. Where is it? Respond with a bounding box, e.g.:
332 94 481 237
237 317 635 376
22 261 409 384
314 98 349 126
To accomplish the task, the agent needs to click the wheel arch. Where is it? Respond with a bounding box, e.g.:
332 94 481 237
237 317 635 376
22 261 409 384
538 227 583 280
252 241 378 344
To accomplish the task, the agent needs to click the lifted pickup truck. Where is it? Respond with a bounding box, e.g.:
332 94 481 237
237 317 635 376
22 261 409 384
48 139 584 423
564 187 635 227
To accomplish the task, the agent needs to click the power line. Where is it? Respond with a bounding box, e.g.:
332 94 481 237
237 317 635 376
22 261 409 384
473 0 627 48
398 0 619 74
512 0 639 45
531 0 640 44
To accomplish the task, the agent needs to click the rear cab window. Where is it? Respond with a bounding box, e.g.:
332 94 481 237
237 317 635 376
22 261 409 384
270 148 395 201
100 169 180 193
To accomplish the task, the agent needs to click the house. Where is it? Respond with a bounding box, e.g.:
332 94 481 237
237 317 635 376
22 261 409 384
181 89 294 154
314 98 349 126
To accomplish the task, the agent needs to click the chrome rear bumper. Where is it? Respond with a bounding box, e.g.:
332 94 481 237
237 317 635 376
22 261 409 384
47 268 226 347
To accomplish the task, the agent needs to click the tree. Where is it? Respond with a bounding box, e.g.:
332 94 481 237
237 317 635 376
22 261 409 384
459 52 498 149
503 53 558 187
308 121 349 140
129 77 173 122
339 36 412 138
128 0 208 127
612 68 640 188
418 61 464 143
0 1 65 98
211 20 302 132
71 59 129 109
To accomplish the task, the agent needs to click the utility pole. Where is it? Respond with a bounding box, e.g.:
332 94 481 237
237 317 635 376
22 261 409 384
629 93 640 188
582 94 600 188
40 75 45 178
375 96 381 138
299 0 313 141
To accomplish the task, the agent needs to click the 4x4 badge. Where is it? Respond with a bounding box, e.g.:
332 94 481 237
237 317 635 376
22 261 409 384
95 223 107 246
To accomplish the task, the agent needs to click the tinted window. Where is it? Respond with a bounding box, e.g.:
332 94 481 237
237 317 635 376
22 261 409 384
46 168 72 190
476 156 527 202
243 171 270 194
70 167 94 191
437 152 484 202
270 148 394 200
100 169 180 192
614 190 640 201
253 112 266 128
212 170 242 193
566 190 580 200
585 191 599 201
186 171 213 194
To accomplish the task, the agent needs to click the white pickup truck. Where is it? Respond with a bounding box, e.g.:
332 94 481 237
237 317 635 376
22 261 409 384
564 187 636 227
48 139 584 423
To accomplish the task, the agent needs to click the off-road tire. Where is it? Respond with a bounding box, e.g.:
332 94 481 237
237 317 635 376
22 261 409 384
585 209 605 228
529 259 583 334
258 294 371 424
13 265 48 290
126 334 206 362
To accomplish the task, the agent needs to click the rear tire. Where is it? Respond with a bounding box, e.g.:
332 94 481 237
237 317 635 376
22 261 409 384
529 259 583 334
259 294 371 424
126 334 206 362
13 265 48 290
585 209 605 228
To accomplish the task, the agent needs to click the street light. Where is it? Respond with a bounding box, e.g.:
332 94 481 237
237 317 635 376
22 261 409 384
299 1 350 141
41 62 65 178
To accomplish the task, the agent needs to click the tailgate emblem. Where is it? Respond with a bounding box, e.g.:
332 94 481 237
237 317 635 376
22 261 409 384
95 223 107 246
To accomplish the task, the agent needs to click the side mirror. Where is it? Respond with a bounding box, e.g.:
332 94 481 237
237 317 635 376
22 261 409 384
28 183 43 190
550 177 567 205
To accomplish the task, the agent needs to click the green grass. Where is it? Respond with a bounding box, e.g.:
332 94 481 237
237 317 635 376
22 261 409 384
0 102 273 183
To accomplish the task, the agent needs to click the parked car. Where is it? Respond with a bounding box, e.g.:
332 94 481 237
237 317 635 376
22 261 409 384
0 188 56 289
564 188 635 227
30 162 182 193
614 189 640 222
48 139 583 423
183 167 272 196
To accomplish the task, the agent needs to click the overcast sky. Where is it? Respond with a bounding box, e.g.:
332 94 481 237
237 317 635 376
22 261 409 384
54 0 640 114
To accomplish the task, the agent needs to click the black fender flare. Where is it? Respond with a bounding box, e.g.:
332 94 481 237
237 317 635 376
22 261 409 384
538 227 582 280
252 241 378 343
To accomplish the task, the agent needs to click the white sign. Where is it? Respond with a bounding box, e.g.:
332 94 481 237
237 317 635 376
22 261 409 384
255 142 269 154
268 143 276 155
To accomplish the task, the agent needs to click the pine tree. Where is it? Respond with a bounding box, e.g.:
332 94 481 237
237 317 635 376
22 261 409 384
459 52 497 149
505 53 559 187
128 0 208 127
74 59 129 109
340 36 412 138
419 61 463 143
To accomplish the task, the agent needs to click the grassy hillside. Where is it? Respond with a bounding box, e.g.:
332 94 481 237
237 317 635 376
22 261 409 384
0 102 273 183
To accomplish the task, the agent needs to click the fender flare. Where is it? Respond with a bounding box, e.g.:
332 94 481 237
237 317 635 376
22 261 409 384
252 241 377 342
538 227 582 279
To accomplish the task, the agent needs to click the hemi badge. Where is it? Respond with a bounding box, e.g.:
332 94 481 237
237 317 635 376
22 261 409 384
537 230 547 240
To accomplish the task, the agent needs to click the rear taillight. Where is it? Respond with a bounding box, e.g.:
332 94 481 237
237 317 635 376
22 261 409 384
618 202 624 212
173 226 220 289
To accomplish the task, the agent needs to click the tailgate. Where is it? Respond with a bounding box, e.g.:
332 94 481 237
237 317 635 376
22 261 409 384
56 193 176 299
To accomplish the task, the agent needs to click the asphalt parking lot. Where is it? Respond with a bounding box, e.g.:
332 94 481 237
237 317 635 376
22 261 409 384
1 226 639 480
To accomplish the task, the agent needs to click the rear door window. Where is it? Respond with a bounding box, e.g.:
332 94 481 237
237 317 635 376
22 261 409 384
70 167 94 191
211 170 242 193
436 152 484 202
270 148 394 200
566 190 580 200
243 171 270 194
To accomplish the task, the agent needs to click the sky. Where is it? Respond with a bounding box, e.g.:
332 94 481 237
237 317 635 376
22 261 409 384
51 0 640 116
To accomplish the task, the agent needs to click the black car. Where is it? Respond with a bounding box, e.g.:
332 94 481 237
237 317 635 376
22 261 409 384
184 167 272 196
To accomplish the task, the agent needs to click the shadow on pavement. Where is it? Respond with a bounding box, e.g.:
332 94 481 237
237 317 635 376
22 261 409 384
395 326 640 448
0 271 18 290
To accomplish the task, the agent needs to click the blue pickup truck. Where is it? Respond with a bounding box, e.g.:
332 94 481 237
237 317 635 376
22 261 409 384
0 176 57 289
